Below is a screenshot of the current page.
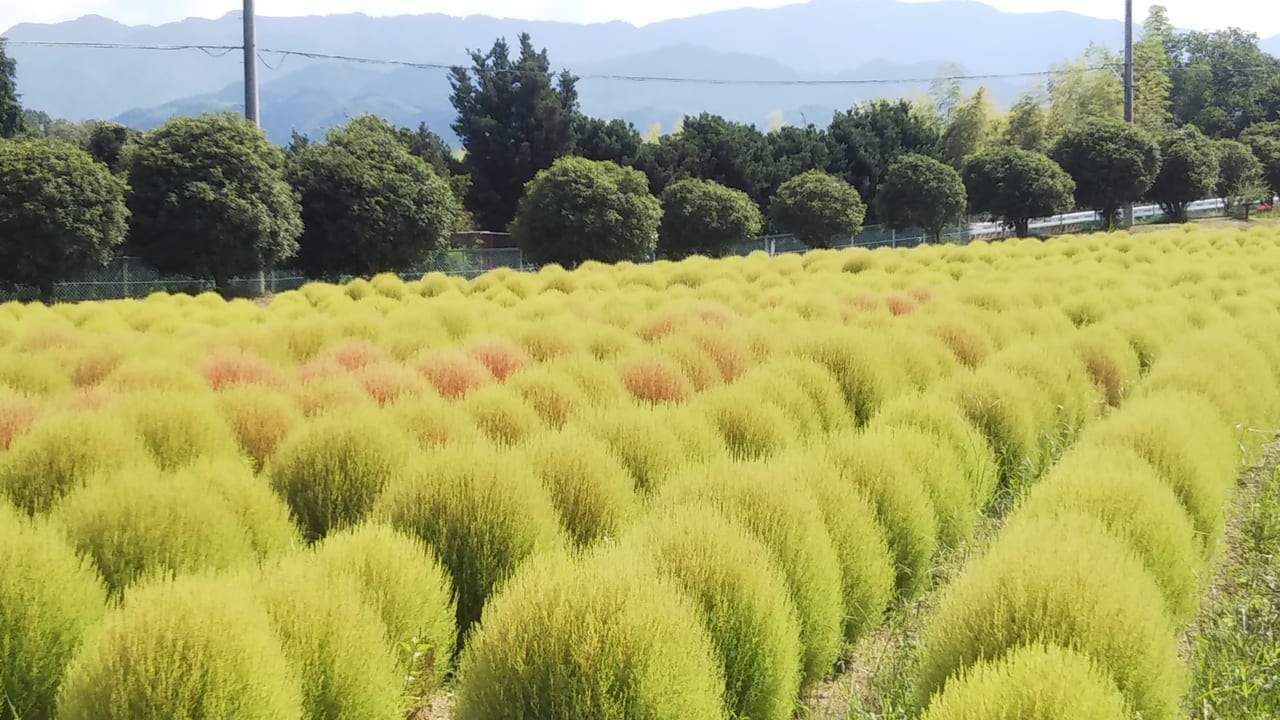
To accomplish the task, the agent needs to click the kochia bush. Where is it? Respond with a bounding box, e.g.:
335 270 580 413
657 459 843 686
313 523 457 687
374 443 565 644
267 408 414 541
918 512 1183 720
625 504 803 720
523 427 640 547
919 643 1131 720
55 574 305 720
454 547 726 720
0 503 107 720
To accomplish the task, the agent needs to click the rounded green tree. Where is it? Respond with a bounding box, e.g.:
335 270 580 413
512 156 662 267
1144 126 1218 223
771 170 866 249
1051 119 1160 229
289 115 460 280
125 112 302 294
875 153 968 243
658 178 763 259
962 148 1076 238
0 138 128 301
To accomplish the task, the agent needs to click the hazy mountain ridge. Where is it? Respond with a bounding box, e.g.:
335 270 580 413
5 0 1278 145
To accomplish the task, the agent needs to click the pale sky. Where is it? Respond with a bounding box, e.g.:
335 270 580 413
2 0 1277 38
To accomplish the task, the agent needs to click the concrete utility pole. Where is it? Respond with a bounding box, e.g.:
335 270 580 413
244 0 266 295
1123 0 1135 229
243 0 259 126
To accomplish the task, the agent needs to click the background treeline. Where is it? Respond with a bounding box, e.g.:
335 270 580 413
1 5 1279 300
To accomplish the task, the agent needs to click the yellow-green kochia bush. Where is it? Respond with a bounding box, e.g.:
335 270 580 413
656 459 843 686
55 574 304 720
51 467 264 595
0 503 107 720
775 451 895 643
919 643 1131 720
313 523 457 685
252 555 404 720
1080 390 1240 555
821 431 939 599
522 427 640 547
181 457 300 559
1014 441 1203 621
267 408 415 541
453 548 726 720
872 392 998 508
865 424 976 548
625 504 803 720
0 410 152 515
918 512 1184 720
374 443 565 644
114 390 242 470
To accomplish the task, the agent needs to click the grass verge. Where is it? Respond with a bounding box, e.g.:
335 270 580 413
1185 446 1280 719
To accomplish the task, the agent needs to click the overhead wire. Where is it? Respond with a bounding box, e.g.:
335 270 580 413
4 38 1277 86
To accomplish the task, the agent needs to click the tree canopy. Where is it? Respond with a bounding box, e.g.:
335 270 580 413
1240 121 1280 196
1145 126 1220 222
124 112 302 293
875 153 967 242
1052 119 1161 228
575 117 644 168
288 115 461 280
0 137 129 300
658 178 763 259
827 99 941 218
0 39 23 139
771 170 866 249
963 147 1076 238
450 33 579 231
512 156 662 267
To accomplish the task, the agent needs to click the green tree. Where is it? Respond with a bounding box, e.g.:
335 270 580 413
512 156 661 267
658 178 763 259
1002 94 1050 153
940 87 997 168
875 153 967 243
1240 121 1280 197
0 138 129 301
634 113 774 208
1046 44 1124 140
1052 119 1161 229
1170 28 1280 137
766 124 833 215
827 99 941 218
1215 138 1269 218
125 112 302 294
928 63 966 126
1133 6 1175 130
771 170 866 249
450 34 579 231
574 116 643 167
396 121 472 231
962 147 1076 238
1145 126 1219 222
86 122 140 174
0 39 21 139
288 115 461 280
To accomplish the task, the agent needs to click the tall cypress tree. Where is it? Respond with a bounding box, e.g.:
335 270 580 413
449 34 579 231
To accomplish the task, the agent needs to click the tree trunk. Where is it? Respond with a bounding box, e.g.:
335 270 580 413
1014 219 1031 238
39 280 55 304
213 273 232 299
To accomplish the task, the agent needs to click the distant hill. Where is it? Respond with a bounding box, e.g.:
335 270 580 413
2 0 1254 145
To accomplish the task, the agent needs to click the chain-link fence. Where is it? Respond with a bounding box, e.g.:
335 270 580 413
0 248 527 303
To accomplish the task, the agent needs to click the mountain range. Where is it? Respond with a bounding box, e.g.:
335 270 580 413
4 0 1279 146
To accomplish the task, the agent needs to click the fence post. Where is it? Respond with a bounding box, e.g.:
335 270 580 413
122 258 131 297
891 229 897 248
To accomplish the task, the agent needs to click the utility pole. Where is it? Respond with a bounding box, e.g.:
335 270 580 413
244 0 266 295
1122 0 1135 229
243 0 259 126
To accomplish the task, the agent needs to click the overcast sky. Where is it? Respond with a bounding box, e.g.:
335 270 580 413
3 0 1277 38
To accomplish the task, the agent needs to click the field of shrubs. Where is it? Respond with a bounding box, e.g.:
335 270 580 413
2 224 1279 720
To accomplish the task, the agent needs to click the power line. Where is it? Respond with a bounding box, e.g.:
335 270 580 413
4 38 1275 86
